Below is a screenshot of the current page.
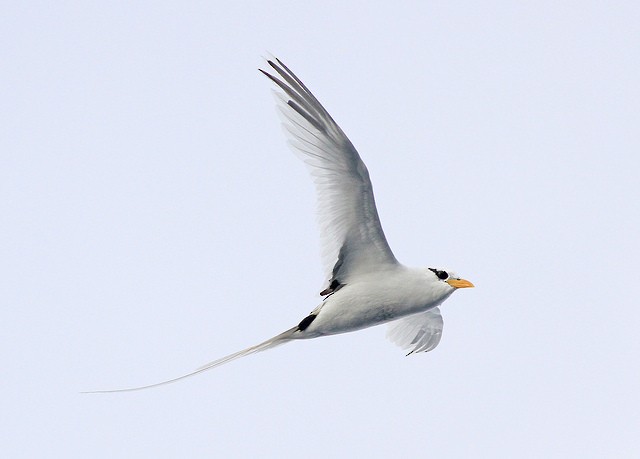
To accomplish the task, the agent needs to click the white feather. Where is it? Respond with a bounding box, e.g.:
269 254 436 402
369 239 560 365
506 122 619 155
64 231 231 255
386 307 444 355
262 59 398 292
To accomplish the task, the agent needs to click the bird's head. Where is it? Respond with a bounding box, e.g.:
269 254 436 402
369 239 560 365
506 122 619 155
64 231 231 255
428 267 474 291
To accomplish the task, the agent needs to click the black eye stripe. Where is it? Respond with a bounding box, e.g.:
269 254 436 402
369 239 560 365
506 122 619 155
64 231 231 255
429 268 449 280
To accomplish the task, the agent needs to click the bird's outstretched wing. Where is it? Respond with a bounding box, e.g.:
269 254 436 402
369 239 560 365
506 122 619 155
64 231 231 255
386 307 444 355
261 59 398 294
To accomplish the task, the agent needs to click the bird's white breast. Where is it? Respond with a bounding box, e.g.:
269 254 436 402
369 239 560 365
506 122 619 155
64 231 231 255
303 266 453 337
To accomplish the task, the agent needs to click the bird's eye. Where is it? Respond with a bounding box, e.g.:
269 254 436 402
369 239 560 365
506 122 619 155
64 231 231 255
429 268 449 280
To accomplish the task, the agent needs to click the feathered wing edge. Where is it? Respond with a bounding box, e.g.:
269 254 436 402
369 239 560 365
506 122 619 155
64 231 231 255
261 58 398 291
386 308 444 355
82 327 299 393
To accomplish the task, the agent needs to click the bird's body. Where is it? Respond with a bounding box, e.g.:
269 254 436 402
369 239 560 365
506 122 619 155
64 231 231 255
301 267 454 338
86 57 473 393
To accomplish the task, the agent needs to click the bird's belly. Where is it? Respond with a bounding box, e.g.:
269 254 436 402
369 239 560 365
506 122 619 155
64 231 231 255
304 286 438 337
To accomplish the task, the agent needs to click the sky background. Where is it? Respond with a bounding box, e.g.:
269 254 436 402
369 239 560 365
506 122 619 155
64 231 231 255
2 1 639 457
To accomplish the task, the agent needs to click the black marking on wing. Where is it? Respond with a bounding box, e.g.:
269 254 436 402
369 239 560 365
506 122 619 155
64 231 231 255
320 245 348 295
297 314 317 331
320 279 344 296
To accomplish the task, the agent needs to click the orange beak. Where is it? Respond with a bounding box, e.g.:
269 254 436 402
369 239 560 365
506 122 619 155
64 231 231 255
446 278 475 289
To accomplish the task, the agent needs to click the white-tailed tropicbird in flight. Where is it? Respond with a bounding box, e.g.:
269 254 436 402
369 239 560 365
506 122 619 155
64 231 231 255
86 58 474 393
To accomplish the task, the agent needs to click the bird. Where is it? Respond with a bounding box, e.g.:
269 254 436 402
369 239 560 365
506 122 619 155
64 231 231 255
85 57 473 393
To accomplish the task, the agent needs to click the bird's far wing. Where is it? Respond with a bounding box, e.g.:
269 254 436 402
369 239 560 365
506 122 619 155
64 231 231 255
261 59 398 293
386 307 444 355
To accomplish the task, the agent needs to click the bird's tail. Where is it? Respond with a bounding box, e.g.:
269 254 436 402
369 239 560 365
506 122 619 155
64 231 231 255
83 326 299 393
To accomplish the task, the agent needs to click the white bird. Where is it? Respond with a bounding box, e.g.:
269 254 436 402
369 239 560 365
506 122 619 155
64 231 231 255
86 58 473 393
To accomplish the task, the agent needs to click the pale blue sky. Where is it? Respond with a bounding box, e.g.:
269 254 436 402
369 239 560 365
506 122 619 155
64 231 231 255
2 1 639 457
